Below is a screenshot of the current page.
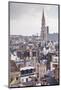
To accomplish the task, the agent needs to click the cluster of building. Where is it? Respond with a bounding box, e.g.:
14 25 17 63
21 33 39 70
9 10 59 87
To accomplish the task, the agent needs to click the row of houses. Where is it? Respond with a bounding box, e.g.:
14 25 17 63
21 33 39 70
9 35 59 87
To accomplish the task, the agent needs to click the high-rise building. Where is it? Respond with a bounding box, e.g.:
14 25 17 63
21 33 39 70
40 9 49 44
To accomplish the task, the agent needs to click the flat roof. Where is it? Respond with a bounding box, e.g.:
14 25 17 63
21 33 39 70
20 66 35 71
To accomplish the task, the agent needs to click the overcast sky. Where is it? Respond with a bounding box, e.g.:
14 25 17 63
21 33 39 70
10 2 58 36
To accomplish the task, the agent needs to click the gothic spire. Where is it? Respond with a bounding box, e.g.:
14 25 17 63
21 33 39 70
42 9 45 26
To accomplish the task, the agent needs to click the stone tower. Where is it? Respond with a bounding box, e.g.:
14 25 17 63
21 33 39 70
41 9 49 44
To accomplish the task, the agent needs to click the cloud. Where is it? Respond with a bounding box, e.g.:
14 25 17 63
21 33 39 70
10 2 58 35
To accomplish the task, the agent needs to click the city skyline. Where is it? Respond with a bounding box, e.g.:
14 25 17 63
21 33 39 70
9 2 59 87
10 3 58 36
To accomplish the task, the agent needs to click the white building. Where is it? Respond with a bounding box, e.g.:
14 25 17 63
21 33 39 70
50 55 58 71
20 66 37 86
50 55 59 80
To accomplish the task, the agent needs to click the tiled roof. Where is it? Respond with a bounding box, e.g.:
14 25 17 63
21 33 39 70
9 60 19 72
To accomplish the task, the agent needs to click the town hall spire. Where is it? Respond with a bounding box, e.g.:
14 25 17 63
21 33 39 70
42 9 45 26
40 9 49 44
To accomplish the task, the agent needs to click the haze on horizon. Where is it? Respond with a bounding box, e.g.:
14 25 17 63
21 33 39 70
10 2 58 36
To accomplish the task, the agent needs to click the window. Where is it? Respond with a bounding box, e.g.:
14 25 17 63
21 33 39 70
17 51 21 57
28 69 32 73
16 77 18 80
24 51 30 57
32 52 36 56
26 78 28 82
21 70 24 75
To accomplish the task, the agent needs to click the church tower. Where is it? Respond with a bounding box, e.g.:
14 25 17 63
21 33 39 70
40 9 49 44
42 9 45 27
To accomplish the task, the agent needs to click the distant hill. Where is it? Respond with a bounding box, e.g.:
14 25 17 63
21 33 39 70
48 33 59 42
